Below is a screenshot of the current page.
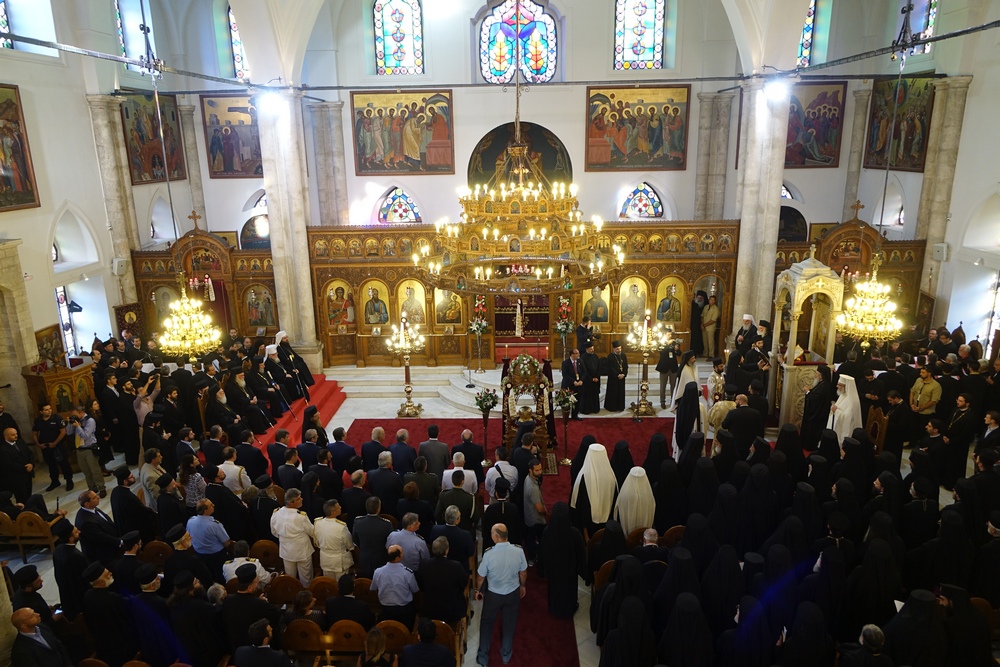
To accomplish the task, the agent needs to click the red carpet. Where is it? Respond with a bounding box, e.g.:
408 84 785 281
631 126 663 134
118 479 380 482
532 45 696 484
254 376 345 467
485 566 579 667
344 417 674 503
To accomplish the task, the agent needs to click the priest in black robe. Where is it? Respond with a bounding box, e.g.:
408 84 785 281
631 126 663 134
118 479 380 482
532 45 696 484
580 343 602 414
82 561 139 667
276 330 314 393
265 344 300 402
204 385 243 444
110 467 157 544
690 291 707 356
800 364 834 451
169 571 228 667
52 522 89 620
249 476 281 542
247 355 284 419
224 361 271 435
604 340 629 412
155 473 188 538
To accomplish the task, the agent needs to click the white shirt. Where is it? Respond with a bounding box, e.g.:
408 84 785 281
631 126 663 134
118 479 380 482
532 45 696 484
270 506 315 562
441 468 479 495
485 461 519 501
222 556 273 586
220 461 251 495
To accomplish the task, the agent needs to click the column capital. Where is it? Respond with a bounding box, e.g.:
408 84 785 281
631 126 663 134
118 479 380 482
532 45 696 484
177 104 196 114
945 75 973 91
852 88 872 101
308 100 344 110
932 78 951 92
85 94 122 111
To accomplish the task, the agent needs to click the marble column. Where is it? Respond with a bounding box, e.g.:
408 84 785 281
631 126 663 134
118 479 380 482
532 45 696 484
177 104 207 223
916 79 950 238
0 240 39 435
731 81 791 335
842 88 872 221
310 101 351 226
920 76 973 291
257 90 321 369
86 95 139 303
694 93 736 220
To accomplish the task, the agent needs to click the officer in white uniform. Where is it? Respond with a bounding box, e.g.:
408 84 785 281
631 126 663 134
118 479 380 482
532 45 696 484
313 499 355 580
269 488 315 585
222 539 273 586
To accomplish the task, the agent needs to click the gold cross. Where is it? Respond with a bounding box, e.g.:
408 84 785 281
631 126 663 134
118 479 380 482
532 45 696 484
849 200 865 219
187 210 202 230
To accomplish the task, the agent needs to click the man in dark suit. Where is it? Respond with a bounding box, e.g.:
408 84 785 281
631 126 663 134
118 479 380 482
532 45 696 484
309 449 343 500
1 426 34 503
362 426 389 471
233 619 292 667
416 536 469 625
978 410 1000 456
205 466 254 542
389 429 418 475
402 618 456 667
266 429 291 478
73 490 122 565
98 370 124 459
429 506 475 573
327 426 355 473
296 430 322 471
325 574 376 629
200 425 226 465
453 428 486 486
368 451 404 517
277 449 304 490
435 471 476 536
720 395 765 459
10 606 73 667
175 427 199 464
235 431 269 481
110 467 156 544
575 316 595 351
835 350 864 386
560 348 587 420
418 424 450 481
352 496 394 577
632 528 671 564
340 471 371 531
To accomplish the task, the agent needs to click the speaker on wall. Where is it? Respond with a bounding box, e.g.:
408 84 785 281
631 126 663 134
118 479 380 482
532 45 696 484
931 243 949 262
111 257 128 276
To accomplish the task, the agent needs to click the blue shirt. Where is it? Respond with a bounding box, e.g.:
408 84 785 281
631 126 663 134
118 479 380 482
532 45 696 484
186 514 230 554
370 561 419 606
65 416 96 449
385 529 429 571
478 541 527 595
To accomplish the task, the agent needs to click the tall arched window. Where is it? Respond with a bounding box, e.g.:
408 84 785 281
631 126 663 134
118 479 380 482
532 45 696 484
613 0 665 70
480 0 557 84
797 0 817 67
377 187 422 223
0 2 11 49
620 182 664 219
0 0 57 54
374 0 424 75
229 5 250 82
116 0 157 71
797 0 831 68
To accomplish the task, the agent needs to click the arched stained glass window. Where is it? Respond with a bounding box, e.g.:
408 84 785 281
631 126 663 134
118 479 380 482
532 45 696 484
116 0 158 72
229 6 250 82
374 0 424 75
620 182 663 219
0 2 11 49
797 0 816 68
781 185 793 199
897 0 937 55
377 187 422 223
480 0 557 84
614 0 665 70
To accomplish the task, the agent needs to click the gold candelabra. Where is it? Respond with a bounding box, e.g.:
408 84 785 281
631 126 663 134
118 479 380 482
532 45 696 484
385 313 426 417
626 310 671 420
157 272 222 363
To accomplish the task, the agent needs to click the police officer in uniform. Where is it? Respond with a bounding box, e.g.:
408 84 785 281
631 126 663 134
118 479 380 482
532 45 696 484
313 499 355 580
32 404 73 492
222 539 274 586
269 488 315 585
186 499 232 583
476 523 528 666
370 545 419 630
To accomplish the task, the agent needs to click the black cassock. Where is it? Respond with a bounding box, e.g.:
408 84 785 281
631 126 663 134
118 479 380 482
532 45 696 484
266 356 301 402
581 351 602 414
278 341 315 391
224 380 270 435
110 485 156 544
83 587 138 667
157 491 188 539
53 543 90 620
205 399 242 444
205 482 254 543
801 380 834 451
247 367 284 419
604 351 629 412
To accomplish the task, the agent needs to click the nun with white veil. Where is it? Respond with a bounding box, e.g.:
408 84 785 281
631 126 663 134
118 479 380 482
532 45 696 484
671 351 699 410
614 466 655 534
827 374 863 443
571 443 620 538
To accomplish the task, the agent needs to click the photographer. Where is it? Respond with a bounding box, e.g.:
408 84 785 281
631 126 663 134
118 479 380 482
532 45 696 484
133 371 161 450
65 405 106 497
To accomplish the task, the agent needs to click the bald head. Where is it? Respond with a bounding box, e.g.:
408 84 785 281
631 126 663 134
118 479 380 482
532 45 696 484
11 607 40 633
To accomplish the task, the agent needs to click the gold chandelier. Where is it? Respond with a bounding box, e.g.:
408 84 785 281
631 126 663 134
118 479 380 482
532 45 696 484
835 252 902 348
158 273 222 361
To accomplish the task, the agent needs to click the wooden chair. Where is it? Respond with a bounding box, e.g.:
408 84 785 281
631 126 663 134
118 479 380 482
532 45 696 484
866 406 888 454
250 539 283 571
379 513 399 530
123 661 154 667
78 660 110 667
283 618 331 662
625 527 648 552
14 511 58 563
642 559 668 594
660 525 685 548
970 597 1000 641
326 620 367 658
135 486 146 507
309 576 339 604
585 528 605 554
0 511 18 553
592 559 615 595
272 485 285 507
431 619 462 665
225 578 240 594
353 577 382 617
264 574 305 607
138 541 173 572
375 620 415 653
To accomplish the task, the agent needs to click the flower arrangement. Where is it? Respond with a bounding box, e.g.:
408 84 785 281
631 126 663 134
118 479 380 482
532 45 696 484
469 295 489 334
554 295 574 335
553 387 578 410
475 387 499 413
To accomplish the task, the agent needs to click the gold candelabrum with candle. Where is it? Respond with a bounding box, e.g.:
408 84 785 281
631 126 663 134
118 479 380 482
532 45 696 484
626 310 671 419
158 271 222 363
385 313 426 418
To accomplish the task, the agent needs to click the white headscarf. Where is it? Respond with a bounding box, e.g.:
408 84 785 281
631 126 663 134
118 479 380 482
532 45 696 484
570 443 619 524
275 331 288 345
827 374 862 442
614 466 655 533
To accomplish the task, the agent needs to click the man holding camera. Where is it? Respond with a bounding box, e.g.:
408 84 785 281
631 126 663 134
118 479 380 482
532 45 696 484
65 405 106 497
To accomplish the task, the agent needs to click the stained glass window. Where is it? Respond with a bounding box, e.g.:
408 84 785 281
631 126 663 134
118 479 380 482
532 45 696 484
898 0 937 54
480 0 558 84
229 5 250 82
114 0 126 59
374 0 424 75
797 0 816 68
377 187 422 223
620 182 663 218
781 185 793 199
614 0 665 70
0 1 11 49
116 0 157 71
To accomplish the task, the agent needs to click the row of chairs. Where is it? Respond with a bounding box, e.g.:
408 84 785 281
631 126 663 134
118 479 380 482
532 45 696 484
284 618 463 664
0 511 61 563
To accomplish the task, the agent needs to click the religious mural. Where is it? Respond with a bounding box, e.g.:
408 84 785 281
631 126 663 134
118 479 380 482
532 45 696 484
619 277 649 323
467 121 572 188
151 286 180 329
397 280 427 325
585 85 691 171
119 92 187 185
324 280 357 333
34 324 65 369
0 83 40 212
864 75 937 172
655 277 686 324
244 285 277 328
200 95 262 178
785 81 847 168
581 285 611 323
434 289 462 326
350 89 454 175
361 280 391 327
240 216 271 250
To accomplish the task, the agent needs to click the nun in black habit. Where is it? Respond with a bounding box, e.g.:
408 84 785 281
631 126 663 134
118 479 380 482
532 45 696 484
687 456 719 517
599 595 658 667
717 595 773 667
539 502 589 618
777 600 835 667
711 428 740 483
699 543 744 637
883 589 949 667
677 432 706 487
938 583 995 667
844 538 902 639
674 381 706 458
659 592 715 667
608 440 634 489
569 434 597 491
652 459 687 531
642 432 670 480
774 422 808 482
593 554 652 644
709 483 742 551
678 512 719 577
588 518 627 573
652 545 701 634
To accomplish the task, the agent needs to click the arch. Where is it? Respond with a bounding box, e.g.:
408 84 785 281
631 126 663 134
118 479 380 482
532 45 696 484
619 182 664 219
477 0 560 84
149 195 177 242
374 186 422 224
50 202 101 270
796 0 831 67
243 188 267 212
373 0 424 75
240 215 271 250
467 121 572 188
778 205 808 242
720 0 813 72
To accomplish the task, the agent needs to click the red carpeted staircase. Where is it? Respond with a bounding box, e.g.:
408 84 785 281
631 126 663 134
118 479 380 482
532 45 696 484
252 375 345 457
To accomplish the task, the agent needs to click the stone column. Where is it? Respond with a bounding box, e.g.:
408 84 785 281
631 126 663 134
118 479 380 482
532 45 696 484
257 90 322 369
86 95 139 304
694 93 714 220
920 76 973 291
916 79 950 238
694 93 735 220
310 101 351 226
0 240 40 434
731 81 791 335
177 104 207 223
842 88 872 221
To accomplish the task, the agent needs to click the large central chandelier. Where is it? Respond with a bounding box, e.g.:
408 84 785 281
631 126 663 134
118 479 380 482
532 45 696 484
158 273 222 361
413 3 625 294
835 251 902 348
